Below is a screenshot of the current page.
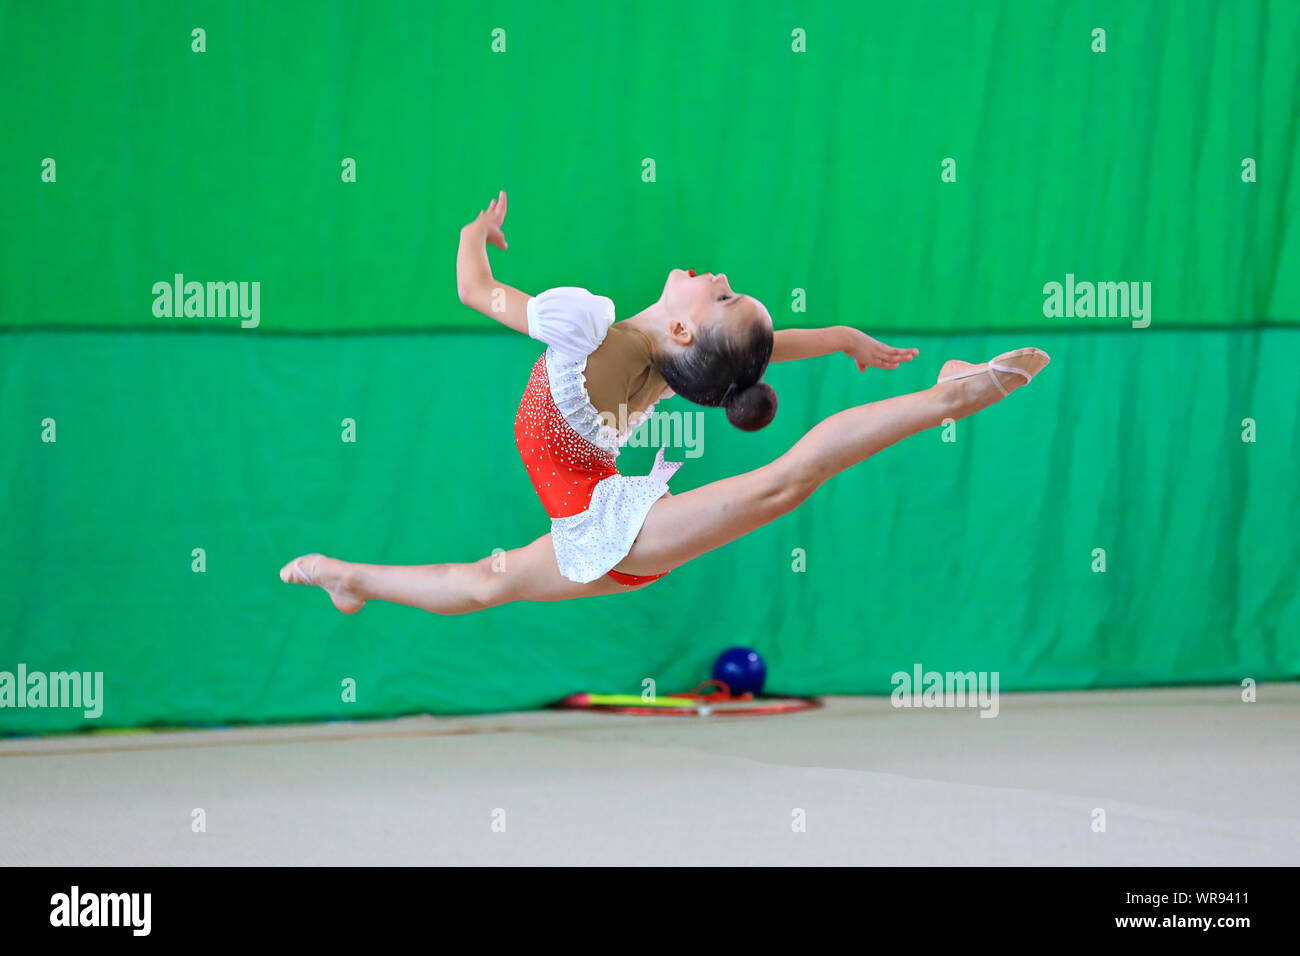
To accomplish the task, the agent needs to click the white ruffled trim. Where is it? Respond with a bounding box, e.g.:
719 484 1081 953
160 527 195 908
544 350 672 458
544 347 623 457
550 472 672 584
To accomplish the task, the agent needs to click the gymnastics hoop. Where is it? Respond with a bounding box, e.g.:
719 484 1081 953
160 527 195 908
554 680 822 717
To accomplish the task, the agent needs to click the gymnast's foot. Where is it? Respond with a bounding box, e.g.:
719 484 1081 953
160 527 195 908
279 553 366 614
937 347 1050 416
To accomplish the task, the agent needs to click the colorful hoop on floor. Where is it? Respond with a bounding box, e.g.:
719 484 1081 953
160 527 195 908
555 680 822 717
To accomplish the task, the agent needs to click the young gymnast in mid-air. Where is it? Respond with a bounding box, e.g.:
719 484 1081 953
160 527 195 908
281 191 1049 614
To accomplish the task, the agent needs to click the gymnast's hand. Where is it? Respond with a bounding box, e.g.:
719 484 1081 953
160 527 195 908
469 190 509 250
842 329 918 371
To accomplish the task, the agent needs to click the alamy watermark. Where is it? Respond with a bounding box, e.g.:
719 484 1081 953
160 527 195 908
152 273 260 328
1043 273 1151 328
50 886 150 936
890 663 999 718
597 404 704 458
0 664 103 718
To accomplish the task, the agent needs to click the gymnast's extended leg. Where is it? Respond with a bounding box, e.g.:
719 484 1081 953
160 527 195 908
279 534 647 615
610 358 1035 577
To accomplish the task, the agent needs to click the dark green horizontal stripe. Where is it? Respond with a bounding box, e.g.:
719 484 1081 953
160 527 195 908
2 327 1297 733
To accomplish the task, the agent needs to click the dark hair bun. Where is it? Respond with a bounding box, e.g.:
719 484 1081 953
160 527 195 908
725 382 778 431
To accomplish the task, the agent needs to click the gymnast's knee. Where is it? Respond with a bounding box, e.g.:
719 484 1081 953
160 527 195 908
756 458 819 518
426 557 506 615
467 556 509 611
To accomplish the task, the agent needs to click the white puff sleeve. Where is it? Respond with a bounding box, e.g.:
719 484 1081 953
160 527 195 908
526 287 616 363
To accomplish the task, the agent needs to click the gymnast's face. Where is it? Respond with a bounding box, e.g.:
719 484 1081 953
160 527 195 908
662 268 772 345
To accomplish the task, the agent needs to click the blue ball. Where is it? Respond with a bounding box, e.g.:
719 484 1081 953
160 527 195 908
712 646 767 696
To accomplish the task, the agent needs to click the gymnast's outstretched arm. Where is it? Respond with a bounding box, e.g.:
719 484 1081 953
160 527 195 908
771 326 919 371
456 190 532 333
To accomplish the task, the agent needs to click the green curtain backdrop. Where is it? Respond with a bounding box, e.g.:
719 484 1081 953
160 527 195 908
5 0 1298 334
2 1 1297 733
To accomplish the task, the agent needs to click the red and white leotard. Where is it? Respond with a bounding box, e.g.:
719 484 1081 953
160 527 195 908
514 287 681 585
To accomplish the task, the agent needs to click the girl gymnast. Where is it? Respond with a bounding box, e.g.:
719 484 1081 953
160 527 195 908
281 191 1049 614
